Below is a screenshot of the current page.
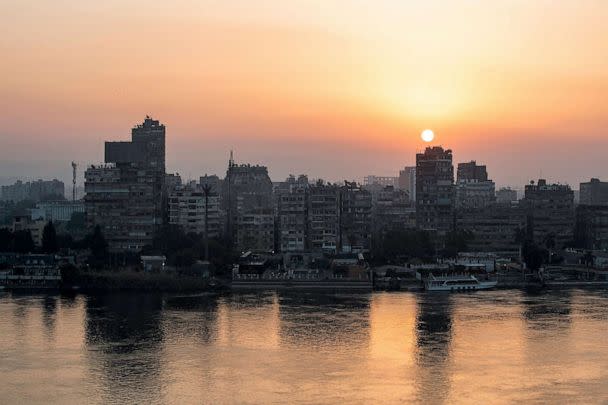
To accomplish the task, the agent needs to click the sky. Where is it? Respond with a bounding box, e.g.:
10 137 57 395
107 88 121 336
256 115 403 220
1 0 607 188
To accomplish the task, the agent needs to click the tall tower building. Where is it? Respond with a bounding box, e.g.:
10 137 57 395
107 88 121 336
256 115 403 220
85 117 167 253
415 146 455 235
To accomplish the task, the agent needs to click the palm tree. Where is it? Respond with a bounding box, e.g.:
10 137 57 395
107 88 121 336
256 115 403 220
201 183 213 263
514 227 527 263
544 232 556 264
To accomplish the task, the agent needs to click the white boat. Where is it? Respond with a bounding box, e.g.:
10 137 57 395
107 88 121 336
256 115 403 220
425 273 497 292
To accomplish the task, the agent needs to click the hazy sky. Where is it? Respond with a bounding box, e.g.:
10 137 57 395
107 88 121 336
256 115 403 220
1 0 607 187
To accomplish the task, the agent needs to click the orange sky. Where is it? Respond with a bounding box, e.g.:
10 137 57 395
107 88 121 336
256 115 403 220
1 0 607 187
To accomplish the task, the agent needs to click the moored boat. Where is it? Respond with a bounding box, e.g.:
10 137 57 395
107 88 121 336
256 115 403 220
425 273 497 292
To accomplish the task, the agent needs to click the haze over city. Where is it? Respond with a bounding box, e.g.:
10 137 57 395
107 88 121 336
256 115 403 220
2 0 608 186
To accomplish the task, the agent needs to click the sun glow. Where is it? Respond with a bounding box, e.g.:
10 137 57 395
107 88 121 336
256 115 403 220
421 129 435 143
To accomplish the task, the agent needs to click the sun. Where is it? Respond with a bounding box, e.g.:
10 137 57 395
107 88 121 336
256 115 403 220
421 129 434 143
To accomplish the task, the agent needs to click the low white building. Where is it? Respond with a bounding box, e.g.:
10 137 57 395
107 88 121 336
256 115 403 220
30 201 85 222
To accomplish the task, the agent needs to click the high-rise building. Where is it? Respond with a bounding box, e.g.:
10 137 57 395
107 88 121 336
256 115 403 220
308 181 339 253
85 117 166 253
521 179 574 248
415 147 455 235
168 184 222 237
235 208 275 253
277 175 309 252
223 153 274 251
575 205 608 250
455 161 495 210
580 178 608 206
398 166 416 201
372 185 415 238
339 182 372 253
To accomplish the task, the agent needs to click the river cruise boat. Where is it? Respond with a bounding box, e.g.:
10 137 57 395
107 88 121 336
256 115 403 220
425 273 497 292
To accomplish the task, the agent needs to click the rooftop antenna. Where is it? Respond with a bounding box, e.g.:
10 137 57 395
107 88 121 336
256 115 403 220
71 161 77 202
229 149 235 168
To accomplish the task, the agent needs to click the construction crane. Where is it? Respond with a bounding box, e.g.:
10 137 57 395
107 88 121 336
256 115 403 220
71 161 77 202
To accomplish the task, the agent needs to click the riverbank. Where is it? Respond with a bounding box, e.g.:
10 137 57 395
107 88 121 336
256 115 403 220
66 270 227 293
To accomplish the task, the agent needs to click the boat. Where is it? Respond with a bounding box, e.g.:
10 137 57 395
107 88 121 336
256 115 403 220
425 273 497 292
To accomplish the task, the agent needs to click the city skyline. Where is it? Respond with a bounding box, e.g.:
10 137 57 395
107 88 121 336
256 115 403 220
2 1 608 187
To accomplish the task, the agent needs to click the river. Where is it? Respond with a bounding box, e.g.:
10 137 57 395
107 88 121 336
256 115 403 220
1 289 607 404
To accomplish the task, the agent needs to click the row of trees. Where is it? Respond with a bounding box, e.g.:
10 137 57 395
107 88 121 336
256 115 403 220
0 222 108 267
142 224 235 274
371 228 474 264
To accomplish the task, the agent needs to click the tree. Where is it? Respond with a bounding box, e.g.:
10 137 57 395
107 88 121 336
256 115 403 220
0 228 14 251
201 183 213 262
544 232 556 264
583 251 595 268
441 229 473 258
86 225 108 268
373 228 435 263
42 221 58 253
522 240 545 272
13 230 34 253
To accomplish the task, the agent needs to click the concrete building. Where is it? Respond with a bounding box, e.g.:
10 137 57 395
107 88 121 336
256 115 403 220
12 215 46 247
223 153 274 250
456 181 496 210
455 161 495 210
84 117 166 253
457 203 526 255
457 161 488 182
199 174 223 197
308 181 339 253
168 184 222 237
580 178 608 206
277 176 309 252
165 173 182 192
521 179 575 248
30 201 85 222
575 205 608 250
496 187 518 204
235 208 275 253
363 175 398 188
398 166 416 201
416 146 455 235
373 186 415 238
339 182 372 253
1 179 65 202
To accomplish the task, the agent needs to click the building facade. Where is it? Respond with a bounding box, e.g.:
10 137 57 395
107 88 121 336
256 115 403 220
455 161 495 210
84 117 166 253
30 201 85 222
457 203 526 255
373 186 415 238
398 166 416 201
496 187 518 204
168 184 222 237
1 179 65 202
339 182 372 252
223 153 274 252
575 205 608 250
235 208 275 252
580 178 608 206
521 179 575 248
277 176 309 252
415 147 455 235
308 182 339 253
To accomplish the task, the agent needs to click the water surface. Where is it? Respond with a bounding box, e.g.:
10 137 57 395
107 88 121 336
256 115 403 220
1 289 607 404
